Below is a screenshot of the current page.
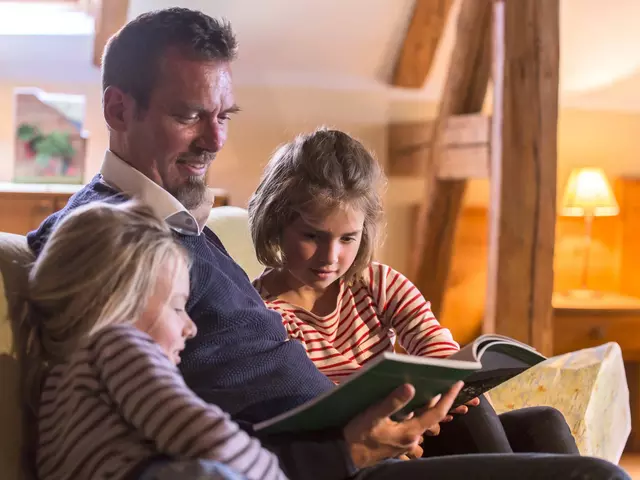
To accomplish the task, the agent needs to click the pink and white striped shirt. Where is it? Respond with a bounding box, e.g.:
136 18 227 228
253 262 459 383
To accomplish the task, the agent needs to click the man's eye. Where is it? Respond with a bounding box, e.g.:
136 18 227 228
175 114 198 123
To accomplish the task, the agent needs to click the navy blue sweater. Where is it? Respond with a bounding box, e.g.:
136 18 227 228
27 175 355 480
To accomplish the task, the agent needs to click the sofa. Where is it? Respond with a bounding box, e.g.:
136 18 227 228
1 205 629 477
0 206 262 479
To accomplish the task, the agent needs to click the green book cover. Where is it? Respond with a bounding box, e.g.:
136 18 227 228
254 335 546 435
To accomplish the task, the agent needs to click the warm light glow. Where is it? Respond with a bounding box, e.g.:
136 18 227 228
561 167 619 217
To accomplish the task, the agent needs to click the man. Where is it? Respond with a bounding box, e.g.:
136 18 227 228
27 8 629 480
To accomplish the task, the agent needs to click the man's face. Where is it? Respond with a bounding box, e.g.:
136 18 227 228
124 48 237 209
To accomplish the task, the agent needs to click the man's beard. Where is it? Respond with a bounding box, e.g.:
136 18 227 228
171 151 214 209
171 175 208 210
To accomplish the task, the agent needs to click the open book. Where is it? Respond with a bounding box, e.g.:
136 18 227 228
254 334 546 435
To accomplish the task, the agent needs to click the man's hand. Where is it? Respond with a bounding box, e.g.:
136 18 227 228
343 381 464 468
449 396 481 415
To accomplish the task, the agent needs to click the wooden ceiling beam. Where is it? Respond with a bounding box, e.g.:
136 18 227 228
392 0 454 88
92 0 129 67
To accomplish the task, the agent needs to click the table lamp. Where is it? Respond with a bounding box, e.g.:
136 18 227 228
560 167 619 296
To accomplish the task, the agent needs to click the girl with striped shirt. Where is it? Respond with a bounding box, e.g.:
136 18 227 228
18 200 286 480
248 128 460 385
247 128 581 458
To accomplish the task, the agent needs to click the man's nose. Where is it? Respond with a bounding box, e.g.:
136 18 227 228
196 117 225 152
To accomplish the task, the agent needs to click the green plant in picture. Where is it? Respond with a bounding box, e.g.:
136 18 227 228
17 123 76 175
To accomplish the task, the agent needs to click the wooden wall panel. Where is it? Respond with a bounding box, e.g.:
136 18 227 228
620 179 640 298
437 177 636 345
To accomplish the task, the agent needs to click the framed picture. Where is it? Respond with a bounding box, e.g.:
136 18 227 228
13 88 88 184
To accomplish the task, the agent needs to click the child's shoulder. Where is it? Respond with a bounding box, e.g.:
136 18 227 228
87 324 157 353
359 262 399 282
251 268 277 301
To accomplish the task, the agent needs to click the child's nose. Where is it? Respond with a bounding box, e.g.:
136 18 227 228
325 242 340 265
184 316 198 339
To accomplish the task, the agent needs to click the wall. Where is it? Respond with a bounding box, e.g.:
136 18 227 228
0 82 388 198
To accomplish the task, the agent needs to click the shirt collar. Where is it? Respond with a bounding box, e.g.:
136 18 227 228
99 150 202 236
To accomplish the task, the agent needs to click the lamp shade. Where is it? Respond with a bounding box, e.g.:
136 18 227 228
561 167 619 217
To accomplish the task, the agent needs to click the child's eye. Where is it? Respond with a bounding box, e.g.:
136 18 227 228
302 232 317 240
341 237 356 243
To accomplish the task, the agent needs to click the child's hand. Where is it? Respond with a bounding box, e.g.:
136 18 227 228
449 396 481 415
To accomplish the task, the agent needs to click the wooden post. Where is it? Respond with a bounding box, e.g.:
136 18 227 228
484 0 560 354
92 0 130 67
409 0 493 317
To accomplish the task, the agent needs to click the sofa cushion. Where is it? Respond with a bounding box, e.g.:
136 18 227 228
0 233 33 480
0 233 32 353
205 206 263 281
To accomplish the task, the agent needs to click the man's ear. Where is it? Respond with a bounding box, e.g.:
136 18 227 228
103 86 134 132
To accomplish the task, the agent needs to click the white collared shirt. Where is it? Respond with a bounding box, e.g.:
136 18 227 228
99 150 202 236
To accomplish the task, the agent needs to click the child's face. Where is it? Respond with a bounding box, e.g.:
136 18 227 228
281 205 365 291
135 257 197 365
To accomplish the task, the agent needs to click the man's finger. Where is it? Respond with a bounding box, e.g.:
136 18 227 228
365 384 416 423
411 381 464 430
441 414 454 423
424 423 440 436
405 443 424 458
450 404 468 415
427 394 442 409
434 381 464 413
466 397 481 407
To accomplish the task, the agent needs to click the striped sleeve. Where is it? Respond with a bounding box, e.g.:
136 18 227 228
365 263 460 358
92 325 287 480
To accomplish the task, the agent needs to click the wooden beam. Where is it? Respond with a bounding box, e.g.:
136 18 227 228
437 145 489 180
409 0 493 318
92 0 129 67
392 0 454 88
484 0 559 355
388 114 490 178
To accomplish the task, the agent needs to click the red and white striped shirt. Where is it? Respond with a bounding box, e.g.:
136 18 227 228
253 262 459 383
37 324 286 480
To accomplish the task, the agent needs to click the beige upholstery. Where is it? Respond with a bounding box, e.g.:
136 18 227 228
205 206 263 281
0 233 33 480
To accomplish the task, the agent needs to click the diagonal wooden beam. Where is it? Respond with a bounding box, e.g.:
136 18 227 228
392 0 454 88
484 0 559 355
409 0 493 318
389 114 491 179
92 0 129 67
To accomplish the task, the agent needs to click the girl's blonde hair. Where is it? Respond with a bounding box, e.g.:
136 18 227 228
17 199 188 460
248 127 386 283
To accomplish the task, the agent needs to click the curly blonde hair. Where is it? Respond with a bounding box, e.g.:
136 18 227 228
248 127 386 283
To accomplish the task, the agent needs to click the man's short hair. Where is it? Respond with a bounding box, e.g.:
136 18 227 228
101 7 237 109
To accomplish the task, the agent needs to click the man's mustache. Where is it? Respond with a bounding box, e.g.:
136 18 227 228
177 150 216 164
